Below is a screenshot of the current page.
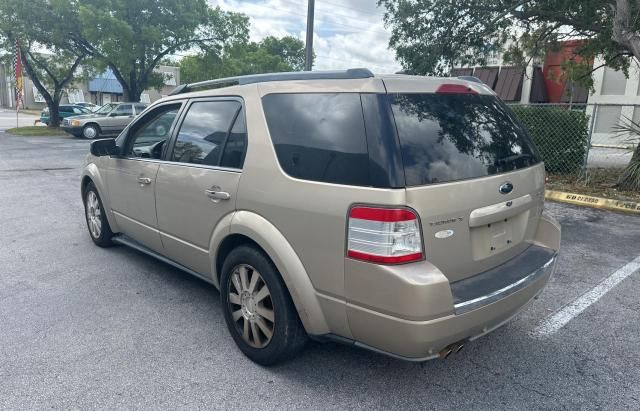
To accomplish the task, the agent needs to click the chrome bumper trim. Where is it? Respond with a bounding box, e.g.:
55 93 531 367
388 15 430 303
453 254 557 315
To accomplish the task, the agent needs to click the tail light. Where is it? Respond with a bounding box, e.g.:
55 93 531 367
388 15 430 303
436 84 478 94
347 206 423 264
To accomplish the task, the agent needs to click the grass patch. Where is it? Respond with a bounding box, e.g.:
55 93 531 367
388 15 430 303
5 126 67 136
547 169 640 202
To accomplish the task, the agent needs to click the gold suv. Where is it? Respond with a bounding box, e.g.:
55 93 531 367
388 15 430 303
81 69 561 365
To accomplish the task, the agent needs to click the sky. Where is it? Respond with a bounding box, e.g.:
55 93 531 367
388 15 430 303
207 0 402 74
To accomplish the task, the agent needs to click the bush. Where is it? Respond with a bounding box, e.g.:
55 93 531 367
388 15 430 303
511 105 589 174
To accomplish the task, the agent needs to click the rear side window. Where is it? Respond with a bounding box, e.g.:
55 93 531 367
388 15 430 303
262 93 370 186
112 104 133 117
390 93 540 186
220 110 247 169
171 100 241 167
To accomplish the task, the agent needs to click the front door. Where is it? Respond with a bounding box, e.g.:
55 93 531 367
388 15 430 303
104 102 183 253
155 98 247 276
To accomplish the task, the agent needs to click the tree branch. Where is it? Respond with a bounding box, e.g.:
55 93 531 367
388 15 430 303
26 50 59 87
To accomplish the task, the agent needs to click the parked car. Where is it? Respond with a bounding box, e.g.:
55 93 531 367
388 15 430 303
75 102 100 112
40 104 91 125
81 69 561 365
62 102 148 139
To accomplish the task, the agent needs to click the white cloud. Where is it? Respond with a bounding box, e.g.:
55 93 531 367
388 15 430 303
208 0 401 73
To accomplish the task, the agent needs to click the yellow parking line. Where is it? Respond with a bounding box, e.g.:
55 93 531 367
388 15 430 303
545 190 640 215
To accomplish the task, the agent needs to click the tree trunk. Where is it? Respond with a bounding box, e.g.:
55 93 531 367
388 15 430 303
127 83 143 102
47 94 63 128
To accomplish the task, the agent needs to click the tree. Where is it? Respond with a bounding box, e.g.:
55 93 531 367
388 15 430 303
378 0 640 190
180 36 307 84
72 1 248 102
260 36 307 71
0 0 87 127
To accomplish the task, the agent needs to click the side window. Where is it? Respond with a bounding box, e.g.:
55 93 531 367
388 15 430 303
220 110 247 169
112 104 133 117
262 93 370 186
134 104 147 115
126 104 181 159
171 101 241 166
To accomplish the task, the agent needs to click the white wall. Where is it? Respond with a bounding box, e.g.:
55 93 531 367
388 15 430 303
587 56 640 148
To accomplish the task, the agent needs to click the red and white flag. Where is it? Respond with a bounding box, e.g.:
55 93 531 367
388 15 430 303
14 40 23 107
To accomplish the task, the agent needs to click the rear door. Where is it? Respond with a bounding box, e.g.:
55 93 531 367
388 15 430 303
103 104 134 134
154 98 246 276
383 78 546 282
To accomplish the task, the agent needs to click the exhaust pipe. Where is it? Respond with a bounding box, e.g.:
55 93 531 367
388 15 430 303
438 341 465 359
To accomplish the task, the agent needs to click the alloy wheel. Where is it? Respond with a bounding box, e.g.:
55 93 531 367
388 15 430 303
85 191 102 239
83 126 97 139
228 264 275 348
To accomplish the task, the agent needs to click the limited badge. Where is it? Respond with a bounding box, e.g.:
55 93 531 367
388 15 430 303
435 229 455 239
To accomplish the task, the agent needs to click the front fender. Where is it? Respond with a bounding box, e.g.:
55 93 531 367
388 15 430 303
81 161 119 233
226 211 330 335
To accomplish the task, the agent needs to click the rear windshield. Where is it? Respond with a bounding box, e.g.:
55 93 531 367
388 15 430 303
389 93 540 186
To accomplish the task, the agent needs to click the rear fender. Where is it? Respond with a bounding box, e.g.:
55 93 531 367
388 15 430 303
225 210 330 335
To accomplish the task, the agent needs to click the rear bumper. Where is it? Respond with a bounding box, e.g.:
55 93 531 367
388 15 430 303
342 214 560 360
346 252 555 360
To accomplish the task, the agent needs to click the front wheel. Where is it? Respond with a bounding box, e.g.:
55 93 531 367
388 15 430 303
83 182 113 247
82 124 99 139
220 245 307 365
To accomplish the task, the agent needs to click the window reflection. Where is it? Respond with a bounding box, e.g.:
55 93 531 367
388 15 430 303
390 94 539 185
172 101 241 166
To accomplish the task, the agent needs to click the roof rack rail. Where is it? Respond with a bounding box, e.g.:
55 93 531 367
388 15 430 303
457 76 483 84
168 68 374 96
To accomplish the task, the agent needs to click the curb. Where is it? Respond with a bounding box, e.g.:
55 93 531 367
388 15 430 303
545 190 640 215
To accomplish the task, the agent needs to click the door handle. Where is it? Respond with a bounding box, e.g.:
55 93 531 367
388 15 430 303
205 187 231 201
137 177 152 185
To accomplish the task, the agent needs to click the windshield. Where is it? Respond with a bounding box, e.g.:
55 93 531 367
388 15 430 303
95 103 118 115
389 93 541 186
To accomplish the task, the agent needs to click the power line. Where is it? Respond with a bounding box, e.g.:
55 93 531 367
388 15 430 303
278 0 382 22
224 1 390 37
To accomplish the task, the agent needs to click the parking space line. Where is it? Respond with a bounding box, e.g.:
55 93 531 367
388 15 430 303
532 255 640 337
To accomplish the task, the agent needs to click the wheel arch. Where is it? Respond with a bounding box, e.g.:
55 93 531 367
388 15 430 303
211 211 330 335
81 164 119 232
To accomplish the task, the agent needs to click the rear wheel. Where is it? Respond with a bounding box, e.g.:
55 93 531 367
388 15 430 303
82 124 99 139
83 182 113 247
220 245 307 365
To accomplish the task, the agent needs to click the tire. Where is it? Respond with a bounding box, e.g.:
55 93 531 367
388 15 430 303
82 124 100 139
220 245 307 365
83 182 114 247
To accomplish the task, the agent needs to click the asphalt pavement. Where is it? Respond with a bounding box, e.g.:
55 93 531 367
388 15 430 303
1 133 640 410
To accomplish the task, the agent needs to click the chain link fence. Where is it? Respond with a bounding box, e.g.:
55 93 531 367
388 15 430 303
509 103 639 194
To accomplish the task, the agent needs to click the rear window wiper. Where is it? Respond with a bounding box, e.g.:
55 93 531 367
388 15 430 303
495 153 535 166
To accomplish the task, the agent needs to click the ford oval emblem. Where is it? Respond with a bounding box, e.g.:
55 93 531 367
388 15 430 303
435 229 455 239
499 182 514 195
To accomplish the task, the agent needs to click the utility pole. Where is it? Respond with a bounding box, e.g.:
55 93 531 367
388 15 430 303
305 0 315 71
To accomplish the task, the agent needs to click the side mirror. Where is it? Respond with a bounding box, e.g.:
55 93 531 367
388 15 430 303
90 138 120 157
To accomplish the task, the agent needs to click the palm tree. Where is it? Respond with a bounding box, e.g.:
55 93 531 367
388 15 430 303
613 117 640 191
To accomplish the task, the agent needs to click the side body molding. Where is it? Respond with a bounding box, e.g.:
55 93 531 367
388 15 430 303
226 211 330 335
81 162 120 233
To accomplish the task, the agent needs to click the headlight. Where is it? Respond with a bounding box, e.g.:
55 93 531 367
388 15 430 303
71 120 81 127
